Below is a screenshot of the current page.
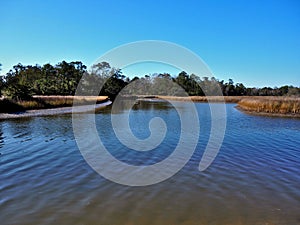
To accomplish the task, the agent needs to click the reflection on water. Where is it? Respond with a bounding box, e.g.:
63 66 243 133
110 98 173 114
0 102 300 225
0 129 3 149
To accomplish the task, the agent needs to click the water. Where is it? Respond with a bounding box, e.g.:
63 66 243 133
0 101 299 225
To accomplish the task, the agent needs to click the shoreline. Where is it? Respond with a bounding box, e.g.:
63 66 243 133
153 95 300 118
1 95 299 119
154 95 243 103
0 101 112 120
235 105 300 118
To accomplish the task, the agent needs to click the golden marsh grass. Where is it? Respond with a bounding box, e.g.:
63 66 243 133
156 95 245 103
0 96 109 112
154 95 300 117
237 97 300 115
33 95 108 107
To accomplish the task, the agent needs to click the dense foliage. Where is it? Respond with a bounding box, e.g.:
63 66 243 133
0 61 299 100
1 61 86 99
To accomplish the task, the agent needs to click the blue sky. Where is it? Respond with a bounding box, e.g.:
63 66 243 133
0 0 299 87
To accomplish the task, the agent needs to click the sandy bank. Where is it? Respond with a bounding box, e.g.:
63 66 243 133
0 101 112 120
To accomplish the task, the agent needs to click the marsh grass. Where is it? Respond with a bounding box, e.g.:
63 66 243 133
156 96 246 103
1 95 299 116
155 95 300 116
237 97 300 114
0 96 108 113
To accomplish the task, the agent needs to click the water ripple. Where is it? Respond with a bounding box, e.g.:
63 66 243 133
0 103 300 225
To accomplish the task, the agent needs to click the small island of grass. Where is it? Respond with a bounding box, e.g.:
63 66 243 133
236 97 300 118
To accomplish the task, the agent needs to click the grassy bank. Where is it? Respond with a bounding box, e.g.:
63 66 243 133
237 97 300 116
155 95 246 103
1 95 299 118
151 95 300 117
0 96 108 113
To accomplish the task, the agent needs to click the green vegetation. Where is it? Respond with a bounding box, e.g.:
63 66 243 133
0 60 299 114
0 63 3 97
1 61 300 100
2 61 86 99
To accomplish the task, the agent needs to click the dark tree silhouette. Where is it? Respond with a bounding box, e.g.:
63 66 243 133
1 61 299 99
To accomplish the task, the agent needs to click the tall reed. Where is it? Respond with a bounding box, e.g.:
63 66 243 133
237 97 300 114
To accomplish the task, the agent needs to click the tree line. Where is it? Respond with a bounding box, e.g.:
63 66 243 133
0 61 299 100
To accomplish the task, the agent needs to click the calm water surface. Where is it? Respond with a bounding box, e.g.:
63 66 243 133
0 102 299 225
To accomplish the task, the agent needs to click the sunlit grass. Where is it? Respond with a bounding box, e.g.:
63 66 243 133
1 95 299 116
33 95 108 107
156 95 246 103
155 95 300 116
237 97 300 114
0 96 109 113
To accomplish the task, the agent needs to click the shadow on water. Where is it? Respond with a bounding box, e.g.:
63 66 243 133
0 99 25 113
107 99 173 114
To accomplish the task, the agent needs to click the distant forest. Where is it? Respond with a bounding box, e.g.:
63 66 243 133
0 61 299 100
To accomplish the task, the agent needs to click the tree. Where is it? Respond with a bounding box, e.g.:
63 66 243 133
3 61 87 98
235 83 246 95
0 63 2 96
287 86 300 96
54 61 86 95
5 63 34 100
2 60 300 99
279 85 289 96
102 68 128 98
175 71 192 95
223 79 236 96
81 62 128 98
189 74 203 95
